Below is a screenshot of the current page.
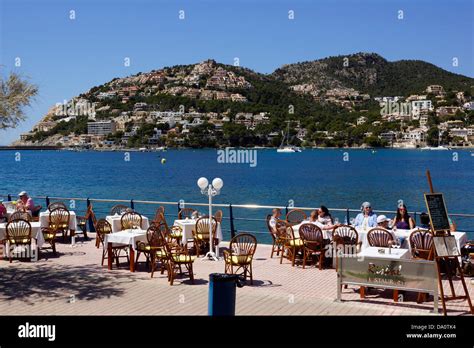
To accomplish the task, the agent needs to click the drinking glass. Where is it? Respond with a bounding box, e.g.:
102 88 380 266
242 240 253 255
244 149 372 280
334 217 339 225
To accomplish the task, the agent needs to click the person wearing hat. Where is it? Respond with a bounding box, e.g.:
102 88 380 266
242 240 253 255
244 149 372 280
376 215 391 229
353 202 377 229
0 199 6 223
16 191 42 217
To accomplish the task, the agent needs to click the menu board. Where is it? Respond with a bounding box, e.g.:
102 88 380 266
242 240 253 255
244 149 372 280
433 236 460 257
424 193 450 232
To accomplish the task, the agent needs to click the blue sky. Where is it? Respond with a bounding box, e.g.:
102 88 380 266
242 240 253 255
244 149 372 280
1 0 473 144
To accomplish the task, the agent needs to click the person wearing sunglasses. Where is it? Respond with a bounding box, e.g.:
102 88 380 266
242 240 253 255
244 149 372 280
392 203 415 230
353 201 377 229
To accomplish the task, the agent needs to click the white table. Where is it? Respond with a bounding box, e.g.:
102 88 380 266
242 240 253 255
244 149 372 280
106 215 150 233
0 221 45 248
358 246 411 260
104 228 148 272
39 210 78 246
356 227 468 254
292 221 333 240
173 219 223 245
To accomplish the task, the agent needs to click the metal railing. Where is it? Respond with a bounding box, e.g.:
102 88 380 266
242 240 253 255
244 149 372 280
2 194 474 241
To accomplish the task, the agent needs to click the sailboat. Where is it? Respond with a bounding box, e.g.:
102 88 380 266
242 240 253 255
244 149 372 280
277 121 301 153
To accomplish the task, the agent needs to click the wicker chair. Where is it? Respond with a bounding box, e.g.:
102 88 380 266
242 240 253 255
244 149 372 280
135 224 168 277
95 219 129 267
277 220 303 267
5 219 32 263
214 210 223 223
178 208 196 220
49 207 71 242
266 214 284 258
48 201 68 211
8 211 32 222
41 227 57 256
76 204 93 240
120 212 143 230
192 216 218 257
367 228 394 247
110 204 130 216
409 229 434 303
159 225 195 285
286 209 307 225
224 233 257 284
299 223 325 269
333 225 361 277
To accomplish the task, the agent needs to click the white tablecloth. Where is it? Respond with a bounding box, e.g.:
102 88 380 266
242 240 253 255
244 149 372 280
40 211 77 231
356 227 468 253
106 215 150 233
104 229 147 250
5 208 32 220
0 221 45 248
173 219 223 245
358 246 411 260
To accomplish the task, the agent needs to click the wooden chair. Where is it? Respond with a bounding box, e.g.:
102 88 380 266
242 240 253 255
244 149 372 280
41 227 57 256
135 224 168 277
410 229 434 303
49 207 70 242
367 228 394 247
299 223 325 269
192 216 218 257
95 219 129 267
214 210 223 223
8 211 32 222
333 225 361 279
120 212 143 230
277 220 303 267
76 204 94 240
409 229 434 260
110 204 130 215
152 206 165 224
159 225 195 285
266 214 284 258
286 209 307 225
178 208 196 220
48 201 67 211
224 233 257 284
5 219 32 263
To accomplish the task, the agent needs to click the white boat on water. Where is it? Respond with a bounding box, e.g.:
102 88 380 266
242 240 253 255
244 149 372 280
421 146 450 151
277 121 301 153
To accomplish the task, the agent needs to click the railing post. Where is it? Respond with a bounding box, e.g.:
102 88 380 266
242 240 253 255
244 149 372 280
7 194 11 201
413 211 417 225
177 201 181 216
87 198 95 232
285 204 288 217
45 196 50 208
346 208 350 225
229 204 236 239
130 199 134 210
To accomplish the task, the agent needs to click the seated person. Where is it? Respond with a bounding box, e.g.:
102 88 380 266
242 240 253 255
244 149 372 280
376 215 391 229
16 191 42 217
448 216 457 232
0 200 6 222
354 202 377 229
317 206 339 230
269 208 281 231
392 203 415 230
419 212 431 229
308 209 318 223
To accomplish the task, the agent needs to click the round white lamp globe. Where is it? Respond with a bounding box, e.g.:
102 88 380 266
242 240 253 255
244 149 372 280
212 178 224 190
197 177 209 190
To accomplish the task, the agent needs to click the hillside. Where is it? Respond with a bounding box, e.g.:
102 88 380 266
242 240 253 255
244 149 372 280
271 52 474 97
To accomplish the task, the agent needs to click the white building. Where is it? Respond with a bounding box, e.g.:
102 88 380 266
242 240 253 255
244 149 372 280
87 121 116 135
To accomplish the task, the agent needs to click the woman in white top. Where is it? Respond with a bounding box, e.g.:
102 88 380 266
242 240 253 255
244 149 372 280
317 206 339 230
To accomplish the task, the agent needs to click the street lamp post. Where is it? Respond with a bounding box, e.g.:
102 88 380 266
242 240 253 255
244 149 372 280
197 177 223 261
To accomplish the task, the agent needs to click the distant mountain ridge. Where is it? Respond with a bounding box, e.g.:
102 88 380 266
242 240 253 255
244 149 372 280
271 52 473 96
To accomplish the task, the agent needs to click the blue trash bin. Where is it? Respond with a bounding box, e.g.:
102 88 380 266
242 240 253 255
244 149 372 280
208 273 243 316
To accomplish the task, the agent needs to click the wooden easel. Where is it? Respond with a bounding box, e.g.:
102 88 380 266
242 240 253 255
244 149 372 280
426 170 474 316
